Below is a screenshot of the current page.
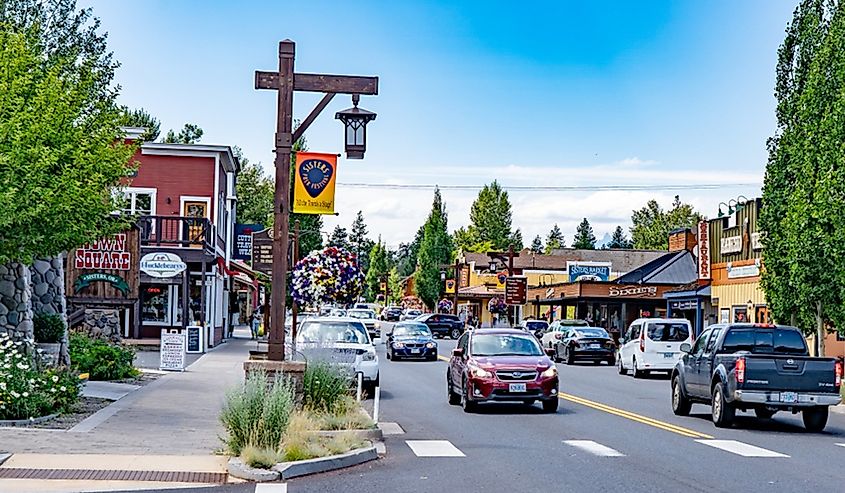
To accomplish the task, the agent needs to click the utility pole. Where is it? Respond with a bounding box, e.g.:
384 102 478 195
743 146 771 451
255 39 378 361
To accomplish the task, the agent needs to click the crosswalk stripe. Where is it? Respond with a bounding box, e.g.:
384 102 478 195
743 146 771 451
563 440 625 457
836 443 845 448
406 440 466 457
378 422 405 435
255 484 287 492
695 439 789 458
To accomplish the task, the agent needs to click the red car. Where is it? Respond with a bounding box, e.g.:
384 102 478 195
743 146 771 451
447 328 560 413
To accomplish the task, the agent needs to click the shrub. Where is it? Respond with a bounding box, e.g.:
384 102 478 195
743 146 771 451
220 371 295 456
34 314 65 343
280 411 366 462
302 360 352 413
68 332 138 381
315 396 375 431
0 334 81 420
241 445 283 469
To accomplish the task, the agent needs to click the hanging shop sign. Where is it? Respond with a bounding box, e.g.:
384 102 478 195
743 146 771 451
505 276 527 305
496 271 508 289
140 252 187 278
234 223 263 261
726 260 761 279
74 233 131 270
698 220 711 280
608 285 659 298
251 228 295 277
751 232 763 251
73 273 130 296
670 299 698 311
721 235 742 254
159 329 186 371
459 266 470 288
567 262 611 282
293 152 338 215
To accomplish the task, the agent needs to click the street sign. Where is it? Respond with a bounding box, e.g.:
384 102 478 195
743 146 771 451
505 276 527 305
251 228 294 277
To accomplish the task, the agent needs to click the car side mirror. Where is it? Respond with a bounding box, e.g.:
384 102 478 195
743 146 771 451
545 348 555 357
680 343 691 353
452 348 464 358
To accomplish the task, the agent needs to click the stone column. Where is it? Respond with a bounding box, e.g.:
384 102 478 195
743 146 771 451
30 256 69 365
0 262 34 342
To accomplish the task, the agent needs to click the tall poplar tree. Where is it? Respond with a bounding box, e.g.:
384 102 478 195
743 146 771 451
415 187 453 309
455 180 519 252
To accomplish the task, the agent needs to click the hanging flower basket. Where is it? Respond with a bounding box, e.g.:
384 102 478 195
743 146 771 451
291 247 364 308
488 296 507 314
437 299 453 313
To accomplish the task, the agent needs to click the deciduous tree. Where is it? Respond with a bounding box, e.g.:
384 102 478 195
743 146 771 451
365 238 389 300
120 107 160 141
455 180 516 252
630 196 702 250
415 187 453 309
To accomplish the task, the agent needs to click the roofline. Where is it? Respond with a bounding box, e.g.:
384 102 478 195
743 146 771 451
141 142 239 172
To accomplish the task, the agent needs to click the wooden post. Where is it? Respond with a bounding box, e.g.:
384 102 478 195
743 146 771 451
291 220 300 356
453 257 460 316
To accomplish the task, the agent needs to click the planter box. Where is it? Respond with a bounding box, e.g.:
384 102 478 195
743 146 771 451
273 444 378 480
0 413 58 427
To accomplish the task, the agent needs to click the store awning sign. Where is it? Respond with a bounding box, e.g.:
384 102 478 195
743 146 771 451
140 252 187 278
73 273 130 296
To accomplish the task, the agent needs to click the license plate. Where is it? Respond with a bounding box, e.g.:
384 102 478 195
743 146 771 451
589 344 600 349
509 383 527 393
410 348 420 354
780 391 797 403
663 352 674 358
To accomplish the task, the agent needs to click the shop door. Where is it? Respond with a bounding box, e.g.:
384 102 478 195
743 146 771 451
183 201 209 248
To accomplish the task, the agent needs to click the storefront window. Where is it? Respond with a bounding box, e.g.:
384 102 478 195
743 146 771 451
732 306 748 323
755 306 772 325
141 285 168 323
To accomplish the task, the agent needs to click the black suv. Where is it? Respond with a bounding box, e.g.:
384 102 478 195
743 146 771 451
417 313 465 339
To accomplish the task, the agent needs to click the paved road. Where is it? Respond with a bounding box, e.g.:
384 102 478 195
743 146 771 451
133 326 845 493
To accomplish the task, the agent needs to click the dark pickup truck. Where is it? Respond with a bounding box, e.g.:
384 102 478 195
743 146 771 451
671 324 842 431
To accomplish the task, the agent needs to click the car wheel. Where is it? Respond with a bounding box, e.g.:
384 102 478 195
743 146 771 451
461 377 477 413
542 398 559 413
711 381 735 428
450 328 461 339
671 375 692 416
565 347 574 366
607 354 616 366
802 406 829 432
632 357 645 378
617 354 626 375
447 373 461 405
754 408 776 420
386 349 391 360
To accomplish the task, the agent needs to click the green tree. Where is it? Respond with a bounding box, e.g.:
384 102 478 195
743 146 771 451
0 2 136 264
415 187 453 309
458 180 516 251
234 148 273 227
760 0 845 354
509 229 524 251
545 224 565 253
572 218 597 249
387 267 403 305
530 235 544 253
630 196 703 250
120 107 160 141
349 211 374 271
607 226 632 249
289 134 323 255
364 238 390 300
163 123 203 144
327 226 351 251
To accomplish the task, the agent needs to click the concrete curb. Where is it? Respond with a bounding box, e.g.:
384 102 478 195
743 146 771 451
0 453 10 466
227 457 280 482
310 428 383 442
272 444 379 480
831 404 845 415
0 413 58 427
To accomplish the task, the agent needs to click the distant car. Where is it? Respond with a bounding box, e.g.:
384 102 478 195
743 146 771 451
381 306 403 322
346 309 380 341
385 322 437 361
416 313 465 339
400 309 422 321
540 319 590 349
329 308 347 317
516 319 549 339
447 328 559 413
618 318 692 377
295 317 379 393
553 327 616 365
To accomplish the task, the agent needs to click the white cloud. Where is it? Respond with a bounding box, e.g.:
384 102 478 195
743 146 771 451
614 157 659 166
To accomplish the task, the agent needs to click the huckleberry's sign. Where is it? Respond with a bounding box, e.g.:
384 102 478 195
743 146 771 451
140 252 187 278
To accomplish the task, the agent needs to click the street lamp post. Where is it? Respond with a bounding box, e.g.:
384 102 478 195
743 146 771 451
256 39 378 361
487 245 519 324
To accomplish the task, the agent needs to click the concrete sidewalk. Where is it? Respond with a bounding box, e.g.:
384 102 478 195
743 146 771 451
0 334 251 455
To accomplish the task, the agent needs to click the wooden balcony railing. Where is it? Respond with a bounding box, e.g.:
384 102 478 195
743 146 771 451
138 215 213 250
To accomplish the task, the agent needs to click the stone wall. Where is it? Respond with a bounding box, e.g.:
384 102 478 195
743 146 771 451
0 262 33 341
82 308 122 342
30 256 66 319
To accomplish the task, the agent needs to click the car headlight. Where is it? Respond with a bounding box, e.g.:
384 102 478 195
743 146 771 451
541 366 557 378
425 342 436 349
469 365 491 378
392 342 405 349
362 351 376 361
375 322 381 329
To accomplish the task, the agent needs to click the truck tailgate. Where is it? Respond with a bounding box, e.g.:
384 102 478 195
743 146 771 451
742 355 838 394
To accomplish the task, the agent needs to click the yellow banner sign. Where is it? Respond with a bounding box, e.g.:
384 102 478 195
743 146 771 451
445 279 456 294
293 152 338 214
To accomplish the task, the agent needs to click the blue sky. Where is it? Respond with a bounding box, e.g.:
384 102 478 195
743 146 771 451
84 0 797 247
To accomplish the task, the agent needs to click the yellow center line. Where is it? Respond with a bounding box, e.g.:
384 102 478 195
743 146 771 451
429 354 711 439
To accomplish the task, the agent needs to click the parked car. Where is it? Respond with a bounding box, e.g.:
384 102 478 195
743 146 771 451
380 306 403 321
295 317 379 393
354 302 380 312
671 323 842 431
515 319 550 339
385 322 437 361
539 319 590 349
400 309 422 321
447 328 559 413
346 309 380 341
553 327 616 365
617 318 692 377
417 313 465 339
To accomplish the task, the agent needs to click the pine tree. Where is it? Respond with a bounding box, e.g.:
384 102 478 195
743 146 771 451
327 226 351 251
349 210 374 271
365 237 389 300
530 235 544 253
415 187 453 309
456 180 515 251
545 224 565 254
572 218 596 249
509 229 524 251
607 226 632 249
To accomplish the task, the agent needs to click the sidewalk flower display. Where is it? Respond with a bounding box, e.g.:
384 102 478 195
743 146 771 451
488 296 507 314
437 299 453 313
291 247 364 307
0 334 81 421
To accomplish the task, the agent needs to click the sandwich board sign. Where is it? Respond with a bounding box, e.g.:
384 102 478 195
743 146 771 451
160 329 186 371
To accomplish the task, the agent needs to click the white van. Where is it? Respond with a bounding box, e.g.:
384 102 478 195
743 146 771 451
617 318 692 377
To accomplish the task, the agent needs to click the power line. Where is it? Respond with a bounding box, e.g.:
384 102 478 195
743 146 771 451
335 182 761 192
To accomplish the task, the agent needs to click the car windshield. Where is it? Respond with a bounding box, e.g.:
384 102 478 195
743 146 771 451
526 321 549 331
575 328 609 338
721 328 807 355
347 310 375 319
471 334 543 357
297 321 368 345
393 323 431 337
647 323 690 342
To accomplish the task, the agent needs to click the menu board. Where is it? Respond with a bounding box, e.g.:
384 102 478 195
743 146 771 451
186 326 202 353
159 330 186 371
